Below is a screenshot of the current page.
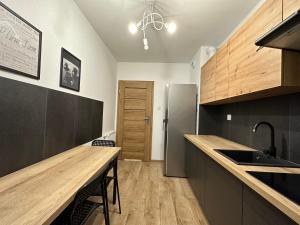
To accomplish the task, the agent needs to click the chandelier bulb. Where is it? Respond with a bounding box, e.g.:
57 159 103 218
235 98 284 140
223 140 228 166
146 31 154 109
143 38 148 45
165 22 177 34
129 22 138 34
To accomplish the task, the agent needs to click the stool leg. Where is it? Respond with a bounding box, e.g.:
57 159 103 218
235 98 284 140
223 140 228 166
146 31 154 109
112 160 118 205
113 181 117 205
104 181 110 225
116 178 121 214
102 182 110 225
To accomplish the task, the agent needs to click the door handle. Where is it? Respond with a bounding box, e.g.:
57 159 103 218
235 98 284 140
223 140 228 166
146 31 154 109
144 116 150 123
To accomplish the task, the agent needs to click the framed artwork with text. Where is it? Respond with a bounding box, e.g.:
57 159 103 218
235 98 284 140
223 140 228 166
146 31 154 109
0 2 42 79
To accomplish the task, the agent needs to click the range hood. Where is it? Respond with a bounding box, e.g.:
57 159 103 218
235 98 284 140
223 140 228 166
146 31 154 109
255 10 300 51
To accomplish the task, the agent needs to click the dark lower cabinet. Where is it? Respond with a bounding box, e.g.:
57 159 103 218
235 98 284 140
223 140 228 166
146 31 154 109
205 157 243 225
185 141 206 207
196 149 206 206
243 186 298 225
185 141 242 225
185 141 196 191
185 139 298 225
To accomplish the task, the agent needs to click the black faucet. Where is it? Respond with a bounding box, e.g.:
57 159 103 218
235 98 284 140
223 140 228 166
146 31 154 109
252 121 276 158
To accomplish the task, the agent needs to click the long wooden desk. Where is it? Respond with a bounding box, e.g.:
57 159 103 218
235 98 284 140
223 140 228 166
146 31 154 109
0 145 120 225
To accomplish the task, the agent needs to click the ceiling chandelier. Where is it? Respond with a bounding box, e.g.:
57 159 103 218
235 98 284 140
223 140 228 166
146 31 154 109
128 0 177 50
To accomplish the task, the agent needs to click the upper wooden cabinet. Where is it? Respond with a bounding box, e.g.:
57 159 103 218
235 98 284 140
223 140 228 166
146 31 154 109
200 55 216 104
200 0 300 105
228 0 282 98
215 43 229 101
283 0 300 20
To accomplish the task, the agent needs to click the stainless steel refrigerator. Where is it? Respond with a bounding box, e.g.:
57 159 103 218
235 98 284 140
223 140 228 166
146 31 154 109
163 84 198 177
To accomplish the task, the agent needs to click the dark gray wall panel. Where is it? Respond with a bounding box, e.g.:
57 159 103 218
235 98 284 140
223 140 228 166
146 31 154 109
0 76 103 177
75 97 103 145
0 77 47 177
43 90 78 158
198 92 300 164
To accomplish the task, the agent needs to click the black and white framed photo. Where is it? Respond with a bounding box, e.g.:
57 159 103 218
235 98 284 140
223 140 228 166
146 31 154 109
60 48 81 92
0 2 42 79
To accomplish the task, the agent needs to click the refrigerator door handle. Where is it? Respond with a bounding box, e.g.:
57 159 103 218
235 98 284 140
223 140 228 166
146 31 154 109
164 118 168 175
195 94 198 134
163 118 168 130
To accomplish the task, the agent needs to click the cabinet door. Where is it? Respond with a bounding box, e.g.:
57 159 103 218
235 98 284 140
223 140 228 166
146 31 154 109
185 140 192 180
283 0 300 20
185 141 206 208
200 55 216 104
185 141 198 195
228 0 282 97
189 144 198 192
194 147 206 207
204 157 243 225
215 43 229 101
243 186 298 225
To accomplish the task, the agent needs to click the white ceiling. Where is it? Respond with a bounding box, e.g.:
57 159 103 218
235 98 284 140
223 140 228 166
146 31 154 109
75 0 261 63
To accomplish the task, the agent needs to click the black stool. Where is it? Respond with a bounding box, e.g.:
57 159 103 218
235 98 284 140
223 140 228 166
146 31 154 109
51 166 111 225
91 140 121 214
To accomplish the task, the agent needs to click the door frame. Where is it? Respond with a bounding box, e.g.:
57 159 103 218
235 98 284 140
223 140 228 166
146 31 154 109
116 80 154 161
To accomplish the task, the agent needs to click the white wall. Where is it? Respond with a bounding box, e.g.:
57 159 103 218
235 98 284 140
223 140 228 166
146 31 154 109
190 46 216 86
190 46 216 134
0 0 117 134
117 62 192 160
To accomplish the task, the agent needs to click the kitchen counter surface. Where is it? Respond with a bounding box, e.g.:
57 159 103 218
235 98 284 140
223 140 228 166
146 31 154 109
184 134 300 224
0 145 120 225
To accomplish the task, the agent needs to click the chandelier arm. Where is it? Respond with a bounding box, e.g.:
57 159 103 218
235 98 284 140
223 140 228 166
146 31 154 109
139 13 165 31
141 20 165 31
150 3 154 23
142 10 146 31
152 13 165 30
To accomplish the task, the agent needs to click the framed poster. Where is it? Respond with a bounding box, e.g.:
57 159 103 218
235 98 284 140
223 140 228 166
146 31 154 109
60 48 81 92
0 2 42 79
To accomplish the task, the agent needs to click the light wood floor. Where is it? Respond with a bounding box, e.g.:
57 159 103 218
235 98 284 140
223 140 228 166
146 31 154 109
88 160 208 225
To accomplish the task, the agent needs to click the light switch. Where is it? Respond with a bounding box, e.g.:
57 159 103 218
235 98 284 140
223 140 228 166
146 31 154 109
227 114 232 121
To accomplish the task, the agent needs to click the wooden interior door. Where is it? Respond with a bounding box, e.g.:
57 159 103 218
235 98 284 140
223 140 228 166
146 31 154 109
116 81 154 161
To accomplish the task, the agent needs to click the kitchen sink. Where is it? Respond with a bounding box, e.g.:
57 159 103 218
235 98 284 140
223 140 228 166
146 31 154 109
247 171 300 205
215 149 300 168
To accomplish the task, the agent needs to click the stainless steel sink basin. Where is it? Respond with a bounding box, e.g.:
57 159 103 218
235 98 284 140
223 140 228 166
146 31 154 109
215 149 300 168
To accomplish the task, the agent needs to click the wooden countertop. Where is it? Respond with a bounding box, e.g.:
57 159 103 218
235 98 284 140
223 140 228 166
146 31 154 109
184 135 300 224
0 145 120 225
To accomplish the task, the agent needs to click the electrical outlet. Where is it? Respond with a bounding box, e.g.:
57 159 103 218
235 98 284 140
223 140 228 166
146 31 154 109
227 114 232 121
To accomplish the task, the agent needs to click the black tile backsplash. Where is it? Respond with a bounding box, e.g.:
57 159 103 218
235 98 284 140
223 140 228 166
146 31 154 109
198 93 300 164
